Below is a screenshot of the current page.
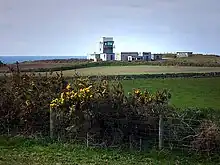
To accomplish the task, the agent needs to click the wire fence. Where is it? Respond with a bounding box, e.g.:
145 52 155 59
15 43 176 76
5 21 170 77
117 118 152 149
1 115 219 154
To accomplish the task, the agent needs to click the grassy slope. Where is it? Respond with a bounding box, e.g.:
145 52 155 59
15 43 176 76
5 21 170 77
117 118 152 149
0 136 219 165
121 77 220 109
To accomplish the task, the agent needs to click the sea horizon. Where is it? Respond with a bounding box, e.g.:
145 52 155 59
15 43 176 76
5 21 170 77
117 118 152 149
0 55 87 64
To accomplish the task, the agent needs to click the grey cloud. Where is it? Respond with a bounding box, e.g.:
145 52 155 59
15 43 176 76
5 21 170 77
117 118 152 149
1 0 220 55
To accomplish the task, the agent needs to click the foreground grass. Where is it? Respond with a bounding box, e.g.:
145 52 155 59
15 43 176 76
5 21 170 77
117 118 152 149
0 136 219 165
121 77 220 109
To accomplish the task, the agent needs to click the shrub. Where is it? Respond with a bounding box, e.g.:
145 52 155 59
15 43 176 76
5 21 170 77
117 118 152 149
191 120 220 153
49 77 172 142
0 70 65 136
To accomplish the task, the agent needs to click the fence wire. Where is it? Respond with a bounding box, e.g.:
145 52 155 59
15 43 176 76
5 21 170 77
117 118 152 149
1 116 220 154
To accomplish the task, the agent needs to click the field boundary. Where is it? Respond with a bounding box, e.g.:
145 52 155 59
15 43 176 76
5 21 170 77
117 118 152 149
67 72 220 80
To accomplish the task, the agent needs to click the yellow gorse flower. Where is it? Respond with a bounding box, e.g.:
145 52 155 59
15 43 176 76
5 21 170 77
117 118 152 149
134 89 141 94
50 103 56 108
50 83 95 109
66 84 71 90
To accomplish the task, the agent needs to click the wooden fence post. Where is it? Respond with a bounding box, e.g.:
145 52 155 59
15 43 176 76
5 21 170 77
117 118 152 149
86 132 89 147
139 137 142 152
159 114 164 150
129 135 132 150
50 107 55 139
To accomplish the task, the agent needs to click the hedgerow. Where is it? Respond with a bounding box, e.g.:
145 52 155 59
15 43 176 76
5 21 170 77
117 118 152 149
70 72 220 81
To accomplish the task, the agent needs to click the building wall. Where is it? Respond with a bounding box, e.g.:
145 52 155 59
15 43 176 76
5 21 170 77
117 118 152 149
100 37 114 54
176 52 188 57
100 53 115 61
121 52 139 61
87 54 100 61
100 53 107 61
176 52 193 58
152 54 163 60
115 53 121 61
143 55 151 61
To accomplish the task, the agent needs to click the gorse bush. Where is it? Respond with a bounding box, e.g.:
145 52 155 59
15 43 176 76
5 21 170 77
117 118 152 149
49 77 172 140
0 67 171 137
0 70 65 135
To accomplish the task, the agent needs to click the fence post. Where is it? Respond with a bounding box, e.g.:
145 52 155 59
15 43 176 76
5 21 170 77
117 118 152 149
50 107 55 139
129 135 133 150
159 114 164 150
86 132 89 147
139 137 142 152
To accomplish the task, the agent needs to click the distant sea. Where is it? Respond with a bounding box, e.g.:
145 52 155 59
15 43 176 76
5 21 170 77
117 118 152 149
0 56 87 64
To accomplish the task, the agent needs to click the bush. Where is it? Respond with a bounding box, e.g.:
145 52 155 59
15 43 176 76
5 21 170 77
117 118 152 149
0 70 65 135
49 77 172 141
192 120 220 153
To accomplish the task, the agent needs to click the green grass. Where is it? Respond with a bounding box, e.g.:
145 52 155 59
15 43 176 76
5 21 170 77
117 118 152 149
0 136 219 165
121 77 220 109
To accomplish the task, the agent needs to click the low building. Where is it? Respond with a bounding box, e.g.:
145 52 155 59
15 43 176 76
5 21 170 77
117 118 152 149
100 53 115 61
87 53 100 62
142 52 152 61
176 52 193 58
87 53 115 62
121 52 139 61
151 54 163 61
121 52 152 61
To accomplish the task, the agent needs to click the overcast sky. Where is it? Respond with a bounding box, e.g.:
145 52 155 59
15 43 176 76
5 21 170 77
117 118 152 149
1 0 220 56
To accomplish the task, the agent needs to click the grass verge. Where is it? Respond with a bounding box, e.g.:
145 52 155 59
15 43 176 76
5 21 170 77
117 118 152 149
0 136 219 165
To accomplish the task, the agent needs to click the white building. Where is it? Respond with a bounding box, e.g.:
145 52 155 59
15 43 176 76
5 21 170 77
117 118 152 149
176 52 193 58
87 53 100 62
87 37 115 61
115 52 121 61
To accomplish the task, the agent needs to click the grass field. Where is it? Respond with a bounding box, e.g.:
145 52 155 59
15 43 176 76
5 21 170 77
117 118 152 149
0 136 219 165
121 77 220 109
2 65 220 77
71 65 220 76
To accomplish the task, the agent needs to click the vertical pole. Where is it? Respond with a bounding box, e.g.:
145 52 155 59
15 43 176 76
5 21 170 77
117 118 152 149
86 132 89 147
50 107 55 139
159 114 164 150
129 135 132 150
139 137 142 152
